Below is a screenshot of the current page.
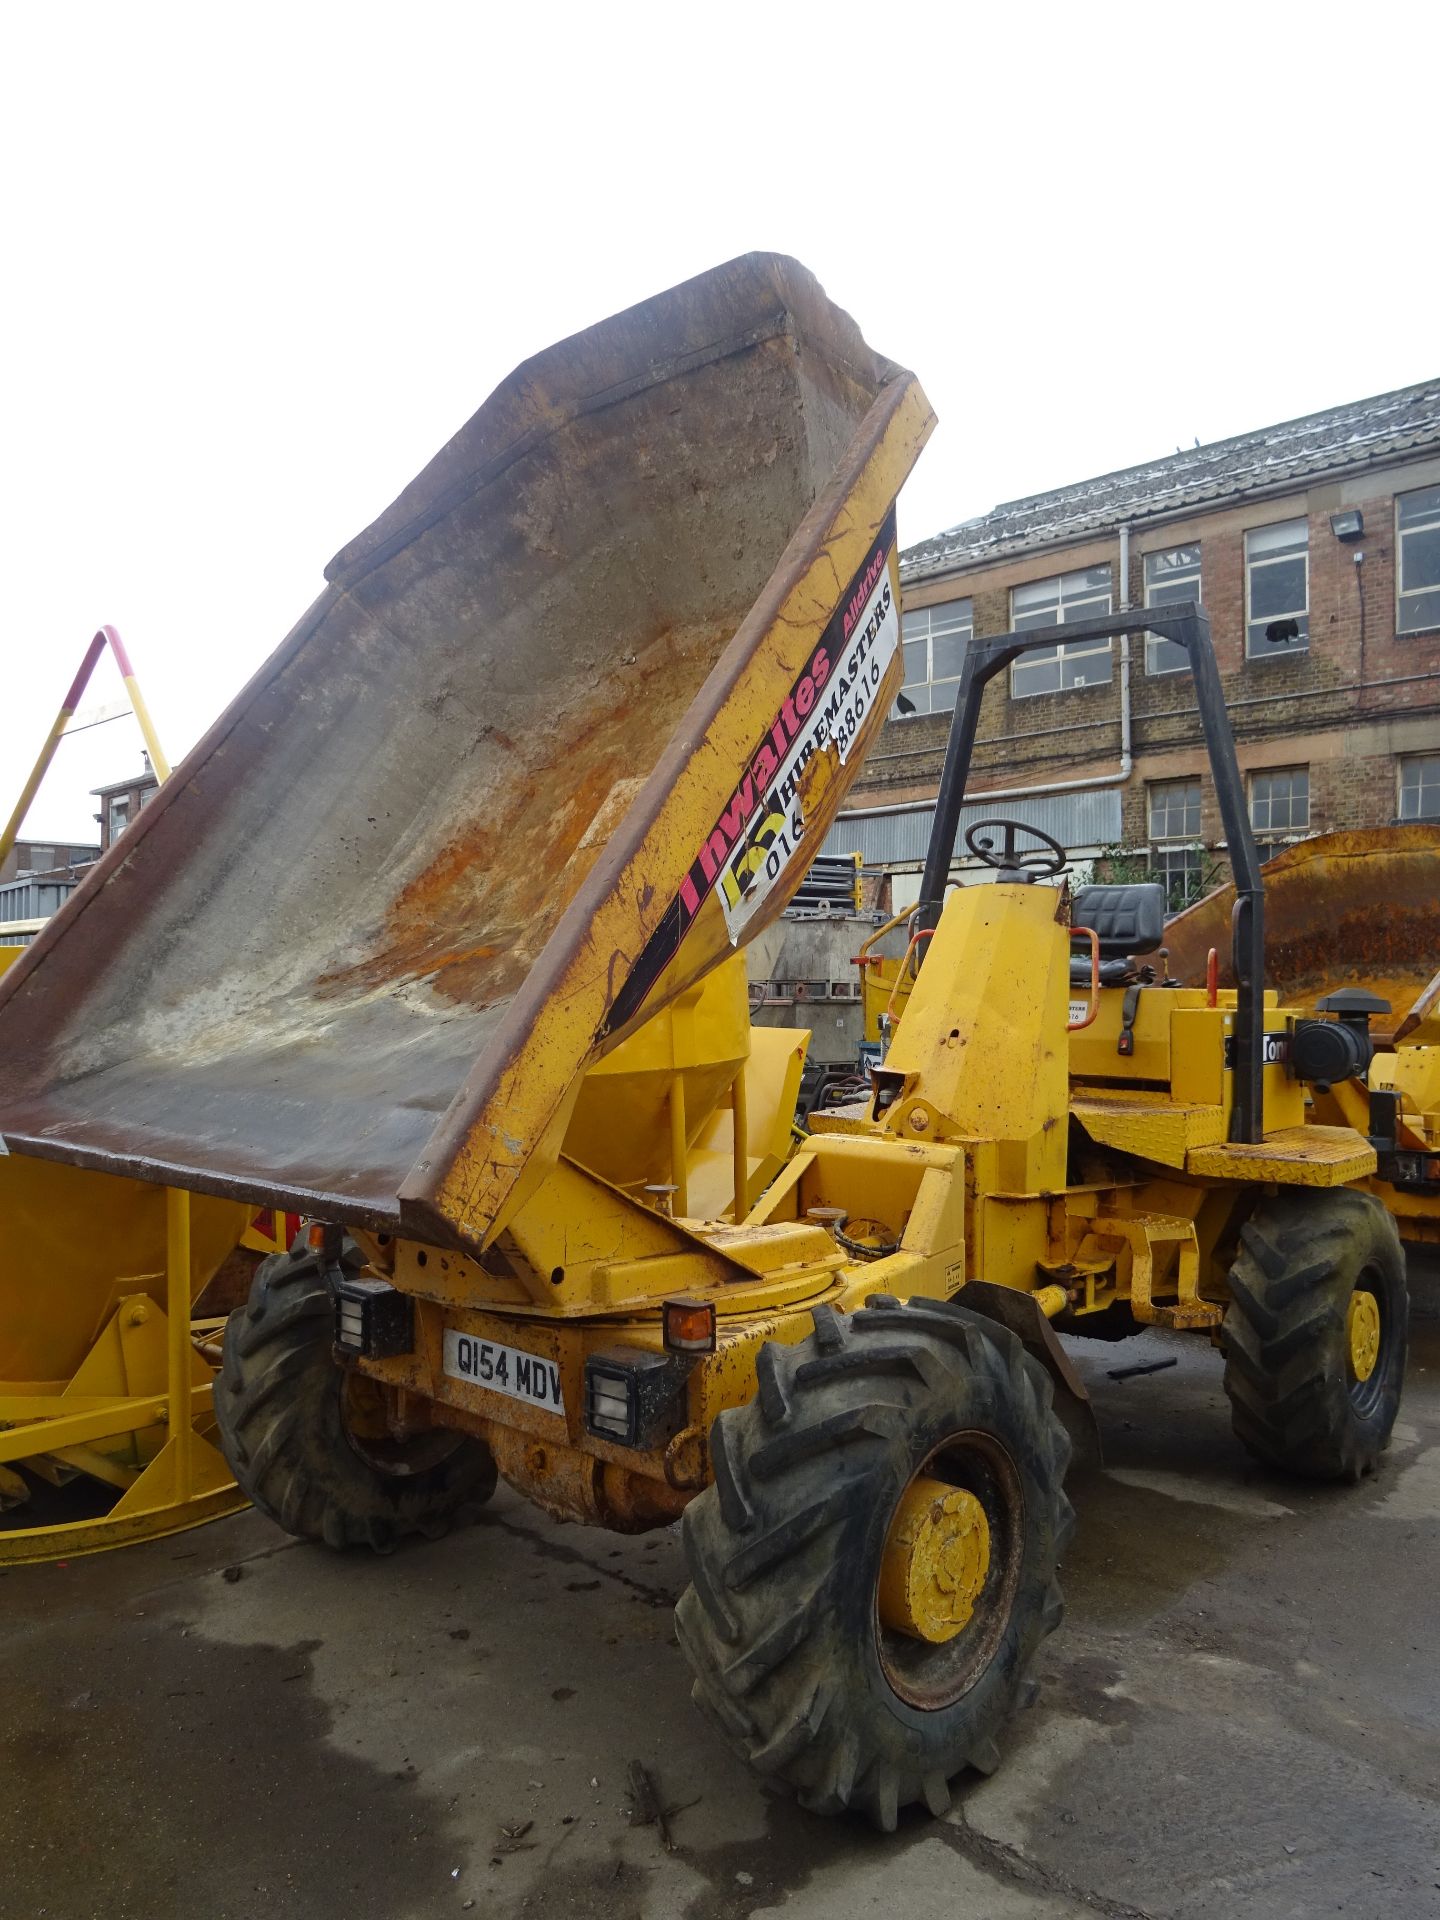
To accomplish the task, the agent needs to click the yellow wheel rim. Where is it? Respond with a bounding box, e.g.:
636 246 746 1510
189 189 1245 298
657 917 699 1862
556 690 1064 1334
878 1474 990 1644
1347 1288 1381 1383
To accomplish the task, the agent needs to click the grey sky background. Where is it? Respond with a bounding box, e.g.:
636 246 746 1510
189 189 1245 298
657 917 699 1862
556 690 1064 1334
2 1 1430 840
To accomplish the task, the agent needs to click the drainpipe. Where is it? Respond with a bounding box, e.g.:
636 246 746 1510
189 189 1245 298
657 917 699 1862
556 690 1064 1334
1117 522 1134 783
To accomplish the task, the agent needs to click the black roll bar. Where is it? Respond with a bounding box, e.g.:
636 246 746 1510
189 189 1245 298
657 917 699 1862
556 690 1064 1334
915 603 1266 1145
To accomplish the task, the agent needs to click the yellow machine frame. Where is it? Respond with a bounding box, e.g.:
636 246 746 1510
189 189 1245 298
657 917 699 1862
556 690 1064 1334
0 1176 253 1562
341 875 1379 1530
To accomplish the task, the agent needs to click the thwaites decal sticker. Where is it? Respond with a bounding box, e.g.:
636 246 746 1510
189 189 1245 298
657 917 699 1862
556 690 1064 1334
607 511 898 1035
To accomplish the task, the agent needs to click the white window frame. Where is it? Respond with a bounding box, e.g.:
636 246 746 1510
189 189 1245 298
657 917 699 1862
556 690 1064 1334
1245 519 1309 659
1150 843 1205 913
895 597 973 716
1398 754 1440 822
1009 566 1113 698
1148 777 1205 912
1249 765 1310 841
1148 776 1202 842
1396 486 1440 637
1143 545 1201 674
108 798 129 839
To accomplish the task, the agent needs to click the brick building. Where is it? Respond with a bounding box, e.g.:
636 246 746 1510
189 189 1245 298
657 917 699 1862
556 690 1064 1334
825 379 1440 913
92 752 160 852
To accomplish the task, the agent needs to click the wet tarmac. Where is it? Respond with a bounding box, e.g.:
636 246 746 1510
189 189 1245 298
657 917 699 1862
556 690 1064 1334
4 1268 1439 1920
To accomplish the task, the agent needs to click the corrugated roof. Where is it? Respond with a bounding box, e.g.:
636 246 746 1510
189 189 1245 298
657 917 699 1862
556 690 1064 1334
902 377 1440 584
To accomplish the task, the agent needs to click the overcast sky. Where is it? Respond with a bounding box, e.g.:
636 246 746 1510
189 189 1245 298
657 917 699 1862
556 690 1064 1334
2 1 1430 840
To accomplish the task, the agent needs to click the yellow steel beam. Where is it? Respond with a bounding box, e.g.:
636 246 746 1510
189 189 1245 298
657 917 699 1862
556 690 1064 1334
0 1380 212 1464
0 625 168 873
166 1186 193 1494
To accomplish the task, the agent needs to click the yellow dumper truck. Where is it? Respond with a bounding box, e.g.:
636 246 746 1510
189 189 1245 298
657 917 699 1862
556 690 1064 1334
0 256 1408 1827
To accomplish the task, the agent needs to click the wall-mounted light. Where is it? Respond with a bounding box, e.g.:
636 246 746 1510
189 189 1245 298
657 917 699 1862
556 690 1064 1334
1330 508 1364 542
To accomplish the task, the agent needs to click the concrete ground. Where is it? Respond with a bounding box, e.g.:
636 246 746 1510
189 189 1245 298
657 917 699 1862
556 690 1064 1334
4 1272 1439 1920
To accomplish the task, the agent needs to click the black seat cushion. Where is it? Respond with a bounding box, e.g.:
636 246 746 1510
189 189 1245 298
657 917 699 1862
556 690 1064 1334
1071 883 1166 958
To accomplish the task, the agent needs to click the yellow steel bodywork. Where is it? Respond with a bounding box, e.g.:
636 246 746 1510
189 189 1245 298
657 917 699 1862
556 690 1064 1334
1308 1050 1440 1243
1375 1044 1440 1124
421 374 936 1255
1158 825 1440 1242
563 954 805 1224
346 878 1383 1516
0 948 806 1556
0 1171 251 1562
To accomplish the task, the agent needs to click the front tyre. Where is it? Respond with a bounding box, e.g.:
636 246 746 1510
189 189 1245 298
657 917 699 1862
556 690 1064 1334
675 1294 1073 1830
214 1241 496 1551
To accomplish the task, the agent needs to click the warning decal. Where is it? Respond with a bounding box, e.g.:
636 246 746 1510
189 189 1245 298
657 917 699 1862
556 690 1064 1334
607 511 898 1034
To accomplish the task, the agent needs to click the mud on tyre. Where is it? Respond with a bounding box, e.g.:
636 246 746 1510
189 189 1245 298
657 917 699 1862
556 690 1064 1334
214 1239 496 1550
676 1293 1073 1829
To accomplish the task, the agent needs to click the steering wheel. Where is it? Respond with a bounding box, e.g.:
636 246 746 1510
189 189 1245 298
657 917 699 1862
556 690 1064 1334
963 817 1067 879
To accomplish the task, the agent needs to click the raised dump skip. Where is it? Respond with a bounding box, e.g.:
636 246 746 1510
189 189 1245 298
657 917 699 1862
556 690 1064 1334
0 254 933 1251
1163 826 1440 1042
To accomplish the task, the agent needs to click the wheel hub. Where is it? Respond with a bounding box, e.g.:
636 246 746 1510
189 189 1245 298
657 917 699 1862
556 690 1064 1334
878 1474 990 1644
1347 1288 1381 1383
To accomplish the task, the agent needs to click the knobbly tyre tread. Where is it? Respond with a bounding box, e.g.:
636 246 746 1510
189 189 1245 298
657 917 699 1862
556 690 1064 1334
1222 1187 1407 1482
676 1294 1073 1829
214 1241 495 1550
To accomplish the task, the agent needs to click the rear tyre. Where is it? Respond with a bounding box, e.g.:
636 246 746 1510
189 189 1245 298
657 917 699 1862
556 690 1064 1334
1223 1188 1407 1482
675 1294 1073 1829
214 1241 496 1550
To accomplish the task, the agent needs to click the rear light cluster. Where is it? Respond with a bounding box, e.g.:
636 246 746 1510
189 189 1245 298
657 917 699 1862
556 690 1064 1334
662 1297 716 1354
333 1277 414 1359
585 1360 641 1443
582 1324 706 1449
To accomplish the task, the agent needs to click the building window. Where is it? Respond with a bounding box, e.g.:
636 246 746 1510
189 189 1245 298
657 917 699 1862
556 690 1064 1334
1143 545 1201 673
1148 777 1204 911
1250 766 1309 843
1149 777 1201 840
896 597 973 715
109 798 130 840
1399 755 1440 822
1010 565 1113 697
26 845 53 872
1245 519 1309 657
1397 486 1440 636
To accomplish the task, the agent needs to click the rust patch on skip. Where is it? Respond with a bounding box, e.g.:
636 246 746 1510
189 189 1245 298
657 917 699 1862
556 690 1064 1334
316 619 735 1010
1163 827 1440 1037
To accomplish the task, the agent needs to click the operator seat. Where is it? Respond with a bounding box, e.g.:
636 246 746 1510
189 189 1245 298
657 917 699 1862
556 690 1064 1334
1070 883 1167 986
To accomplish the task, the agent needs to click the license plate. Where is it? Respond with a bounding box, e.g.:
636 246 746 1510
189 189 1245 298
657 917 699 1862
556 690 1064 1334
442 1330 564 1415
